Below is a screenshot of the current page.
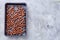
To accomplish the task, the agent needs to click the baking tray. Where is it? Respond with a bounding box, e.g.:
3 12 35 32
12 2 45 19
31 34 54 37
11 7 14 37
5 3 27 36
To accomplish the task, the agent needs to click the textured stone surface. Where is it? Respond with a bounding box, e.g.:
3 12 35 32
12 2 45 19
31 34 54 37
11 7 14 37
0 0 60 40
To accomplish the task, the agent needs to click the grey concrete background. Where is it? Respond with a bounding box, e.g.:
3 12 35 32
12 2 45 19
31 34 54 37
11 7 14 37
0 0 60 40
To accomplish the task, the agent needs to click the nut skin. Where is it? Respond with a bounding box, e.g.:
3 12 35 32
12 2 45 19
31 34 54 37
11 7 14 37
6 5 26 35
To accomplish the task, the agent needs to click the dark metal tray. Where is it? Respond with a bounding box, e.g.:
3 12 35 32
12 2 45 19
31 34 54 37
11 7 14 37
5 3 27 36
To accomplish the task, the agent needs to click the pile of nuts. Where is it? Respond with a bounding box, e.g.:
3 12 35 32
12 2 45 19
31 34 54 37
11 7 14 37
6 5 26 35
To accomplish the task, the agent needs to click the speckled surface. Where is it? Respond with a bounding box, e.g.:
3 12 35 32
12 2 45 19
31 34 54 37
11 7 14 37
0 0 60 40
